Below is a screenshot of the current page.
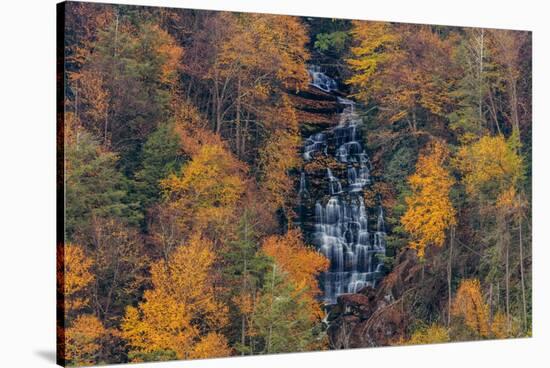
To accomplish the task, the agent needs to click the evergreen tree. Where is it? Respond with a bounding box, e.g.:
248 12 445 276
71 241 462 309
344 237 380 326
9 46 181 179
250 263 316 354
133 121 184 215
74 17 182 175
223 211 271 354
65 132 141 241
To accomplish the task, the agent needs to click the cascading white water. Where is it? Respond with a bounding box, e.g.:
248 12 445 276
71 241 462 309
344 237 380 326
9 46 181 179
302 67 386 305
303 132 327 161
299 170 309 197
308 65 338 93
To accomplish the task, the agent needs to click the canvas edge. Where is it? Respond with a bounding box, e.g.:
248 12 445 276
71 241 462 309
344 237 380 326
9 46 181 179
56 1 67 367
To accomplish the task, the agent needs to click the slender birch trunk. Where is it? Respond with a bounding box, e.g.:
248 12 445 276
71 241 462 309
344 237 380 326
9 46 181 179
518 202 527 331
447 226 454 326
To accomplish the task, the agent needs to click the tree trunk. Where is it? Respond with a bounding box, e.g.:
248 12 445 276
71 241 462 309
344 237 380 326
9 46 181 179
104 109 109 145
496 281 500 309
214 75 222 134
267 263 276 354
447 226 455 326
518 203 527 331
185 79 192 102
478 28 484 130
105 12 119 148
74 82 80 149
405 117 414 132
241 257 247 355
487 89 502 135
114 12 119 57
236 76 241 157
242 111 250 156
509 73 520 135
505 227 511 333
489 283 494 325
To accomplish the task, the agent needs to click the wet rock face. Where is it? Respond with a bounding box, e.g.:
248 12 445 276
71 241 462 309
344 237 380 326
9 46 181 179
297 66 410 348
298 66 386 305
326 285 401 348
377 249 425 299
325 247 454 349
336 293 374 318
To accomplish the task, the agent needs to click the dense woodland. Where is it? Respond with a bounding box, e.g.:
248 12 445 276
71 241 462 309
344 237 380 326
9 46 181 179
58 2 531 365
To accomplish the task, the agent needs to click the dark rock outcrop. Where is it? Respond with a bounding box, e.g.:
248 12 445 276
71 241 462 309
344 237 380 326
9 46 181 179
327 289 406 348
326 249 424 348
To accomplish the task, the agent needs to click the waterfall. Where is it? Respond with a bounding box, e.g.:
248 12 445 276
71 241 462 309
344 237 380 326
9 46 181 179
308 65 338 93
299 170 309 197
301 67 386 305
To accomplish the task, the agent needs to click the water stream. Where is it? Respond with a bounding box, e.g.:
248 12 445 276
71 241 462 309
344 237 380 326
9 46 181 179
301 66 386 305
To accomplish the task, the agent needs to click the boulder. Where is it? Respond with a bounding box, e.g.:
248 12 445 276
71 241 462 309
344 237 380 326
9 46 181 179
326 250 420 348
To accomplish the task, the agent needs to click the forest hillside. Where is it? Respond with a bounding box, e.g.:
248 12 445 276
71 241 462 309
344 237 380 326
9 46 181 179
58 2 531 365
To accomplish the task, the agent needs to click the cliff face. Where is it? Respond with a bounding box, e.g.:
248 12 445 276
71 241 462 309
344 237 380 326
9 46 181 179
326 247 454 348
326 250 415 348
327 291 406 348
291 67 398 347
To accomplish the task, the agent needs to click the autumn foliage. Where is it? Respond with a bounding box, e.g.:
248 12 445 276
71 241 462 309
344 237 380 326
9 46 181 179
160 143 246 237
62 244 94 313
59 2 531 364
262 229 329 319
348 22 457 130
403 324 450 345
457 134 523 200
121 234 230 361
452 279 490 337
65 314 106 365
401 141 456 257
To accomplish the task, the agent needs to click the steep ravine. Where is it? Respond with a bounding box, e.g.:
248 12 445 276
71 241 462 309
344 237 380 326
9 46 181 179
299 66 386 305
294 66 410 348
